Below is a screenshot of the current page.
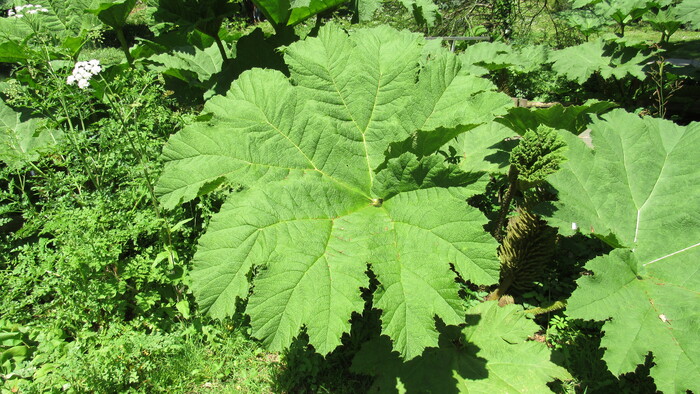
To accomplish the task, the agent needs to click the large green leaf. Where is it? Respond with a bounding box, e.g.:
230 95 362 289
33 0 99 38
0 17 33 42
446 122 518 175
541 109 700 392
397 0 440 26
460 42 549 75
87 0 137 30
158 25 510 358
676 0 700 29
0 99 60 168
549 40 651 83
252 0 347 29
351 302 570 392
287 0 348 26
147 41 226 85
497 100 616 136
0 41 34 64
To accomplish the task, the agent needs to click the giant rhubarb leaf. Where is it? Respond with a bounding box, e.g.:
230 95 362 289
351 302 570 392
676 0 700 30
157 24 511 358
549 40 651 83
542 109 700 392
148 42 226 86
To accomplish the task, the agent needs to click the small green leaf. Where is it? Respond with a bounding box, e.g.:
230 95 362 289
175 300 191 319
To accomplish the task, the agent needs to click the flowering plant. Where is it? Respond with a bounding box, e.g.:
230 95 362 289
67 60 102 89
7 4 49 18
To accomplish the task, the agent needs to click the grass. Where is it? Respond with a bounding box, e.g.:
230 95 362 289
618 24 700 45
179 330 282 393
80 47 126 66
609 25 700 59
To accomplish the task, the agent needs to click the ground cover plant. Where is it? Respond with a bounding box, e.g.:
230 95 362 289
1 0 699 392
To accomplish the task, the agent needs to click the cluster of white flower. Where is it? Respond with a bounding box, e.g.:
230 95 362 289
7 4 49 18
66 60 102 89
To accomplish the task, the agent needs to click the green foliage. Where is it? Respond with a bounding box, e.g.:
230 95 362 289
1 320 281 392
643 6 682 43
2 0 99 43
563 8 607 40
460 41 549 75
147 39 227 86
0 99 62 169
0 320 35 377
572 0 672 36
542 109 700 392
157 24 514 360
549 39 653 84
675 0 700 30
351 302 570 392
497 101 616 136
87 0 139 63
154 0 238 38
395 0 440 27
0 67 190 330
0 44 279 390
87 0 138 31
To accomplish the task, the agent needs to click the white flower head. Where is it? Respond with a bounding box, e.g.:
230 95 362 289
9 4 49 17
571 222 578 231
67 59 101 89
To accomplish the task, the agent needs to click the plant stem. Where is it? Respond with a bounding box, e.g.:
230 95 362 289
100 77 176 266
214 35 228 61
116 28 134 66
38 45 101 190
494 165 518 242
656 60 666 118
